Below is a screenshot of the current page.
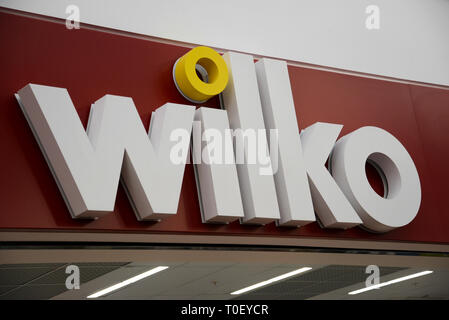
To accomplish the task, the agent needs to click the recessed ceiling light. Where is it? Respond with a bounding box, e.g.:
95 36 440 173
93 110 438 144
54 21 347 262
230 267 312 295
348 270 433 295
87 266 169 298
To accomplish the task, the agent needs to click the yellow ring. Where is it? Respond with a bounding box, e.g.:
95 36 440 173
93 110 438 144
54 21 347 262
174 46 229 102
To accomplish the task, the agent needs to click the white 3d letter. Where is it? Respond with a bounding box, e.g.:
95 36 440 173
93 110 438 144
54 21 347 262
301 122 362 229
193 107 244 223
222 52 280 224
17 84 195 220
331 127 421 232
255 58 315 227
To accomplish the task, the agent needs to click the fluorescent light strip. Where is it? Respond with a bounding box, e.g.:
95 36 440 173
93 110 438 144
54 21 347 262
87 266 169 298
230 267 312 295
348 270 433 295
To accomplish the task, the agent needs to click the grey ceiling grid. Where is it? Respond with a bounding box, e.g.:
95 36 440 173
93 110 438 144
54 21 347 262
0 262 129 300
234 265 406 300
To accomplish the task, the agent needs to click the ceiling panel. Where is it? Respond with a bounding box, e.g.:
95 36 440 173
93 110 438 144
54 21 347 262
234 265 405 300
1 261 447 300
0 262 129 300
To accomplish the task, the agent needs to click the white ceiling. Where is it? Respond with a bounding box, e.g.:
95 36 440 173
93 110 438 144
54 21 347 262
1 0 449 86
50 262 449 300
54 262 322 300
310 268 449 300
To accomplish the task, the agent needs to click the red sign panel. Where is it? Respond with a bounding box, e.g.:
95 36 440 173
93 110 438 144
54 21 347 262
1 12 448 243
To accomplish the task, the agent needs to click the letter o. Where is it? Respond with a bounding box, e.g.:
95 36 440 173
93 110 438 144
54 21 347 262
173 46 229 103
331 126 421 233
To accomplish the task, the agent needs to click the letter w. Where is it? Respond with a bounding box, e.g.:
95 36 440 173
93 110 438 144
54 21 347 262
17 84 195 220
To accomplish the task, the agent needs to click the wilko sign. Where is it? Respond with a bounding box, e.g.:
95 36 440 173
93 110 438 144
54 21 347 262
16 46 421 233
